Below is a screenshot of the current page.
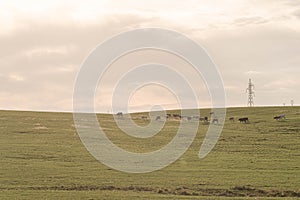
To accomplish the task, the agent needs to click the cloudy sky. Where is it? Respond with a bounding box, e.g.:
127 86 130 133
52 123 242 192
1 0 300 112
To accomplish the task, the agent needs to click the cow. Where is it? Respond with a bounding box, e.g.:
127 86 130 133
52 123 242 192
239 117 249 123
229 117 235 122
273 116 281 120
116 112 123 117
274 114 286 121
172 114 182 119
155 116 161 121
200 117 208 122
141 116 148 120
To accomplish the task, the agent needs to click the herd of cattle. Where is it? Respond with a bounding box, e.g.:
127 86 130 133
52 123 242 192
116 112 286 124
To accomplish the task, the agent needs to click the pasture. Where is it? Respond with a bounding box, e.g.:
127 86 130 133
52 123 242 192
0 106 299 199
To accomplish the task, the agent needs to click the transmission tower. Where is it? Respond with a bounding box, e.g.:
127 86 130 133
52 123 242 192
246 78 255 107
291 99 294 106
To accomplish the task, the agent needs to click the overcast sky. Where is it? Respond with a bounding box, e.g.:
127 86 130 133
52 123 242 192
1 0 300 112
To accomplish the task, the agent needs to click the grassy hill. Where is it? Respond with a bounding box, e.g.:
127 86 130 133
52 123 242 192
0 106 299 199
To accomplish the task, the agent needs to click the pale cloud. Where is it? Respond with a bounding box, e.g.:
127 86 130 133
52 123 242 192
233 17 269 27
245 71 262 75
9 74 25 82
293 8 300 18
262 79 300 90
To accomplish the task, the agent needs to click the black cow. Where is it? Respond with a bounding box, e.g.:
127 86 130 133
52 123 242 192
172 114 181 119
116 112 123 117
239 117 249 123
229 117 235 122
173 114 180 118
200 117 208 122
274 114 285 121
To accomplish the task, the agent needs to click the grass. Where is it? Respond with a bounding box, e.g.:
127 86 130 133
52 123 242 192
0 106 299 199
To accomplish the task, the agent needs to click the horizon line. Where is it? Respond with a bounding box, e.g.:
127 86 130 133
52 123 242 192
0 105 298 114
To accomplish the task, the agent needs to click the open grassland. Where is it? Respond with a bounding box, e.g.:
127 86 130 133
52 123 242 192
0 107 299 199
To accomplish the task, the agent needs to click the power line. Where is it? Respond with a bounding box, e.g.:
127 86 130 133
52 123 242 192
246 78 254 107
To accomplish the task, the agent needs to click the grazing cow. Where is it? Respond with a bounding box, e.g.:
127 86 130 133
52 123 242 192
187 116 192 121
239 117 249 123
210 112 215 115
166 114 171 117
273 116 281 120
155 116 161 121
116 112 123 117
200 117 208 122
229 117 235 122
212 118 218 124
274 114 286 121
172 114 182 119
141 116 148 120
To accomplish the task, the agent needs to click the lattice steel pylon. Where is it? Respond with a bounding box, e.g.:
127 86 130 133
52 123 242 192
246 79 255 107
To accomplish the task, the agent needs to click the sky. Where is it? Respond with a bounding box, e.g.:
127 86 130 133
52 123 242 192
1 0 300 113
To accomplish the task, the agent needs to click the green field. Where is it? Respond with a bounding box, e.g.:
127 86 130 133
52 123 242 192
0 107 299 199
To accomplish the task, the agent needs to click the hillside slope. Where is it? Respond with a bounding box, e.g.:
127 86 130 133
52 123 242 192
0 106 299 199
